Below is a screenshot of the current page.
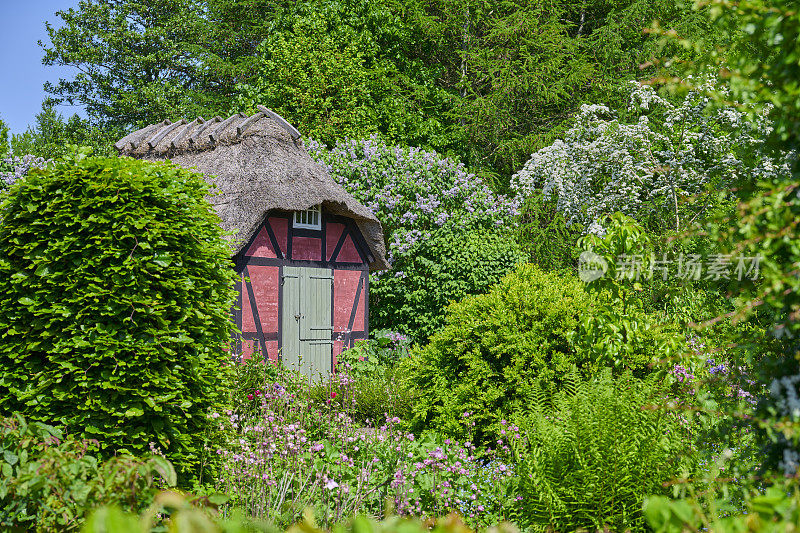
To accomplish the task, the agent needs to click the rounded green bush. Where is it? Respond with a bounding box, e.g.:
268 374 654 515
0 154 237 480
408 264 596 445
371 223 525 343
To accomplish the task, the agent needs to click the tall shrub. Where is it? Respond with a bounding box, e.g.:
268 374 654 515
408 263 668 446
371 223 524 342
0 153 237 479
408 265 594 445
308 136 520 340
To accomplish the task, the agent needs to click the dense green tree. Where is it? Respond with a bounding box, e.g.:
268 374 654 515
9 104 118 159
41 0 217 128
234 0 455 150
41 0 723 185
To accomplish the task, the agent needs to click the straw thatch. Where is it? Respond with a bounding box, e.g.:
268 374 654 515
115 108 389 271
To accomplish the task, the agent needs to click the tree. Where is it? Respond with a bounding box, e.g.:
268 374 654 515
234 0 457 154
0 115 8 157
9 104 118 160
409 0 724 186
511 80 790 233
41 0 217 128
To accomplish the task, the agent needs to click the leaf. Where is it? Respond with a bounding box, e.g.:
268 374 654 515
148 456 177 487
124 407 144 418
3 450 18 466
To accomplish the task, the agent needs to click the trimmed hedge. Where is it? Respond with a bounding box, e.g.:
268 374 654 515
0 154 237 479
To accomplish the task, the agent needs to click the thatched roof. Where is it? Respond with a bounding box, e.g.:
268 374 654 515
115 107 389 271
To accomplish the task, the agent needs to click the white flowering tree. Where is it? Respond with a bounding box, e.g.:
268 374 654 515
511 80 791 233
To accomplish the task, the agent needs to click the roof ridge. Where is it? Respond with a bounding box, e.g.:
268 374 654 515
115 108 302 155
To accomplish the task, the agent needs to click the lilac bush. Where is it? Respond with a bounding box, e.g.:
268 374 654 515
213 368 514 527
0 154 50 191
306 136 519 265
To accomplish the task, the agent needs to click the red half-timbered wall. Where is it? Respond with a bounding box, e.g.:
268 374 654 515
232 209 373 368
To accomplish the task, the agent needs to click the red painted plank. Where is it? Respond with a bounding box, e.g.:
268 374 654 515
326 222 345 261
292 236 322 261
269 217 288 256
267 340 279 363
241 274 256 333
333 339 344 368
245 227 278 258
333 269 361 332
338 235 362 263
248 265 280 332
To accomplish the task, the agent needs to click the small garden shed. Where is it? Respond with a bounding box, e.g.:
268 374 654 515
115 108 389 378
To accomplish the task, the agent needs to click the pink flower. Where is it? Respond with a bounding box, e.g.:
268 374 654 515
331 392 337 398
255 390 261 396
247 394 253 400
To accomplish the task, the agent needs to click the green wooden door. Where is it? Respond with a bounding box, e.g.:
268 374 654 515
282 266 333 380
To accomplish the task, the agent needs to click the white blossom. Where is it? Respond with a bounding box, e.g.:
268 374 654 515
511 80 792 232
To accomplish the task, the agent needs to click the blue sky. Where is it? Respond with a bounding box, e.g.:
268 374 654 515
0 1 84 135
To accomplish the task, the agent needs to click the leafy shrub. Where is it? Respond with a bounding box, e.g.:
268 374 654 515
409 260 670 445
308 137 520 340
339 329 412 376
0 154 237 480
645 480 800 533
408 264 596 445
321 331 415 423
513 371 690 532
0 414 175 531
371 223 524 342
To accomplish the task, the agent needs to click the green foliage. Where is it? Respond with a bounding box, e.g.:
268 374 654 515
41 0 221 129
645 481 800 533
514 194 580 271
235 1 454 152
324 331 415 423
41 0 722 183
83 491 272 533
513 371 690 532
408 264 594 445
9 104 118 160
409 261 673 446
0 115 8 157
371 224 524 342
340 330 411 373
0 154 237 480
84 505 507 533
1 414 175 532
692 0 800 157
228 356 280 415
217 366 513 527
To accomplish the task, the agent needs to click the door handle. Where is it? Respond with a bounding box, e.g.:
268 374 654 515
295 314 301 321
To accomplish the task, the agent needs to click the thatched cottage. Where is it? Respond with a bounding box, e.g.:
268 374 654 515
115 107 388 379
